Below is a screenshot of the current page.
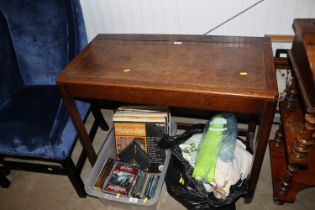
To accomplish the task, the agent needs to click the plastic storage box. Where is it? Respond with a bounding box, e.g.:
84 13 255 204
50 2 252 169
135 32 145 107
85 126 174 206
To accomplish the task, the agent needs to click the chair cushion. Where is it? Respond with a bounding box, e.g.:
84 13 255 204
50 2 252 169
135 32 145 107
0 85 89 160
0 0 87 86
0 10 24 104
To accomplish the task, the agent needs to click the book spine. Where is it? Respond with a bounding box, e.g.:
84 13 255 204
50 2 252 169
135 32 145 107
93 158 115 192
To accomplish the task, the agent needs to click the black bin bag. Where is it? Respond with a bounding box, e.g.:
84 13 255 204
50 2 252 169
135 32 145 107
159 124 249 210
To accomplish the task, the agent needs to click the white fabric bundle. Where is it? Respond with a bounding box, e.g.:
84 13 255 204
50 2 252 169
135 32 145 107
212 140 252 199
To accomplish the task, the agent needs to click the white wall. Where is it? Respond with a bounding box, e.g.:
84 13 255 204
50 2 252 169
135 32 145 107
80 0 315 41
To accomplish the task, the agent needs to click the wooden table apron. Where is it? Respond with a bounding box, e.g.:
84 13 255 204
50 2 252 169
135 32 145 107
56 34 278 202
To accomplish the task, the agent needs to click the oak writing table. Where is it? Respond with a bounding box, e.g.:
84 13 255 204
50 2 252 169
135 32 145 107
56 34 278 202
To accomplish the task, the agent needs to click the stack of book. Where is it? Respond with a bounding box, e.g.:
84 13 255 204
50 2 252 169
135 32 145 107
113 106 170 173
92 106 171 201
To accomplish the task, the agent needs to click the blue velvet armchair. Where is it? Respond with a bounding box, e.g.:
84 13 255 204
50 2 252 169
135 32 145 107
0 0 106 197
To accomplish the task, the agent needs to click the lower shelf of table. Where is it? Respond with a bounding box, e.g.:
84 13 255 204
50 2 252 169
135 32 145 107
269 140 315 204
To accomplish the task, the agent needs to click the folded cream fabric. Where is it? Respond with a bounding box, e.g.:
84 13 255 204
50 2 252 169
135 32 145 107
212 140 252 199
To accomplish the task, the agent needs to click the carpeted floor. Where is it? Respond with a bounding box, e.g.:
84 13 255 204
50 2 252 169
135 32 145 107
0 110 314 210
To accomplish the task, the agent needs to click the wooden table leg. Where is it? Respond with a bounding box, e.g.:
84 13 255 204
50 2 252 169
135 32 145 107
245 100 277 203
246 117 258 152
58 85 97 165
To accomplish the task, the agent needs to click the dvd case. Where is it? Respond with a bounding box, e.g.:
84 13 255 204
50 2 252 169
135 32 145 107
102 162 139 196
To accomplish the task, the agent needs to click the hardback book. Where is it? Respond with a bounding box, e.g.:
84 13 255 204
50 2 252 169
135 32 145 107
113 107 170 172
102 162 139 196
